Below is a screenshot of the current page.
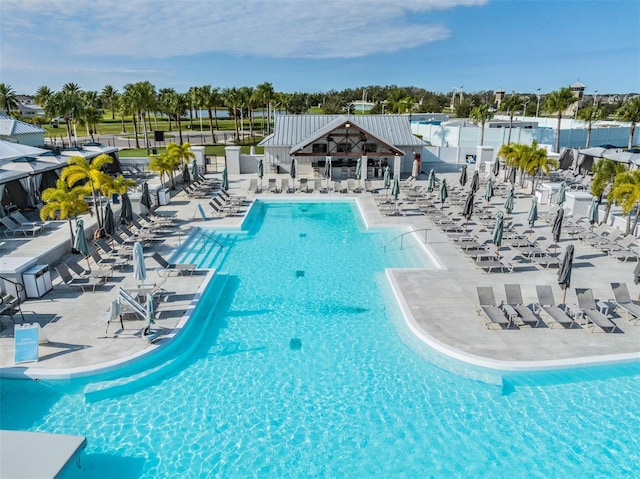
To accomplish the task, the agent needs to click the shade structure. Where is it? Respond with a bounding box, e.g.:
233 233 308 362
557 244 575 303
73 218 90 258
133 241 146 282
323 157 332 180
411 159 419 179
484 177 494 203
462 191 474 220
222 168 229 191
120 192 133 224
191 160 199 179
427 169 436 192
508 166 516 185
492 160 500 177
556 181 566 206
459 165 468 187
552 207 564 244
355 157 362 180
492 210 504 255
470 170 479 193
391 176 400 200
103 203 116 237
140 182 152 210
587 196 599 225
528 197 538 228
504 186 515 214
383 166 391 190
182 164 191 184
438 178 448 207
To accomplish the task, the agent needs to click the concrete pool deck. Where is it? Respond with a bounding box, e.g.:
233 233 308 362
1 168 639 379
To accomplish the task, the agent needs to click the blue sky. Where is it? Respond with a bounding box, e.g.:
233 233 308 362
1 0 638 96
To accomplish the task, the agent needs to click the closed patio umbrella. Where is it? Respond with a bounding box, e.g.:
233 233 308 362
528 197 538 228
492 160 500 177
556 181 566 206
459 165 468 187
438 178 448 208
411 159 419 179
182 163 191 185
383 165 390 196
191 160 199 179
103 202 115 238
391 176 400 200
462 191 474 226
470 170 479 193
508 166 516 185
257 159 264 190
504 186 514 215
484 177 494 204
290 158 296 186
140 182 152 212
73 218 91 269
222 167 229 191
558 244 574 304
355 157 362 180
427 169 436 192
492 210 504 257
587 196 599 225
324 157 332 180
120 192 133 224
552 207 564 245
633 261 640 299
133 241 146 283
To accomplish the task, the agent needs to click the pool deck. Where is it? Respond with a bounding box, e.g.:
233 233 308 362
1 168 639 380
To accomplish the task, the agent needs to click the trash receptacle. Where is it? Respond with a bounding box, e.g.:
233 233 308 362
158 188 171 206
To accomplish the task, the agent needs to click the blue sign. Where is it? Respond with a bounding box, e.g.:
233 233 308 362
197 203 206 220
14 324 39 363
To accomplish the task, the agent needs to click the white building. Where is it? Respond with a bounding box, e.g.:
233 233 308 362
0 115 46 147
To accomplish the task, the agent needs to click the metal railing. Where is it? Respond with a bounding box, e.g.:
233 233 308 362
199 231 224 249
383 228 430 252
0 275 26 323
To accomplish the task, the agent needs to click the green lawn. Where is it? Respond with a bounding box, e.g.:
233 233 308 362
117 145 264 157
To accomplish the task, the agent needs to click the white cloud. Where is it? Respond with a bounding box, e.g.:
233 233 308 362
1 0 487 60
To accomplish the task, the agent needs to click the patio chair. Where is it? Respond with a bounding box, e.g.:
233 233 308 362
211 197 245 216
9 211 49 230
95 238 132 259
298 178 309 193
151 252 197 276
0 294 24 327
268 178 279 193
314 178 328 193
475 286 511 329
67 257 112 282
281 178 295 193
473 251 517 273
90 248 129 270
55 263 103 292
575 288 618 333
248 178 259 194
535 285 576 329
0 216 42 237
503 284 541 327
610 248 639 262
334 180 346 193
119 224 159 242
219 188 249 205
610 282 640 325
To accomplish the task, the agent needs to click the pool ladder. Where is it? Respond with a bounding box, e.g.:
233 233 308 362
383 228 430 252
199 231 224 249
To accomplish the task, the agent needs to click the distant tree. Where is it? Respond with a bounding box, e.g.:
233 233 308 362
616 96 640 149
545 87 576 152
577 106 606 147
591 158 627 224
499 94 522 144
469 103 493 146
222 87 243 141
101 85 119 120
34 85 53 111
255 82 275 134
201 84 221 138
0 83 19 113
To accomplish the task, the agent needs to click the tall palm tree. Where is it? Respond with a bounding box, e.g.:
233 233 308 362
167 141 195 167
157 88 176 131
499 94 522 144
61 154 113 228
616 96 640 149
469 103 493 146
40 178 89 249
120 85 139 147
255 82 274 134
201 85 221 139
34 85 53 111
610 169 640 235
577 105 605 148
101 85 119 120
44 88 82 146
166 91 188 145
591 158 627 224
133 81 156 154
222 87 243 142
545 87 576 153
519 141 559 194
398 97 416 120
0 83 19 114
148 152 176 189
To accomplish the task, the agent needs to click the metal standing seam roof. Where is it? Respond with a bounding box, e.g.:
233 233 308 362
0 114 46 135
259 114 426 149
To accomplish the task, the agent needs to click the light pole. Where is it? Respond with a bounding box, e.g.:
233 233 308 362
450 86 463 110
593 90 599 107
521 98 531 121
530 88 542 118
381 100 387 114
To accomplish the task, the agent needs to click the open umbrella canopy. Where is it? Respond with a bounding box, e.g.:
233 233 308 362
257 159 264 179
133 241 146 282
462 191 474 220
383 166 391 189
492 211 504 253
182 164 191 185
222 168 229 191
558 244 575 300
103 203 115 237
504 186 515 214
120 192 133 224
459 165 468 187
140 182 152 210
470 170 480 193
427 169 436 192
556 181 566 206
391 176 400 200
355 157 362 180
73 218 90 258
588 196 599 225
528 197 538 228
438 178 448 206
492 160 500 177
484 177 494 203
552 207 564 243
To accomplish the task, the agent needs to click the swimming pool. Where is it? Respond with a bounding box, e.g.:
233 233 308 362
1 200 639 478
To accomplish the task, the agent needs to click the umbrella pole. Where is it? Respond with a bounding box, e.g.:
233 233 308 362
562 286 568 305
85 255 91 271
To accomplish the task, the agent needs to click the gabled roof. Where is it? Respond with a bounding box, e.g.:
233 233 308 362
260 114 426 150
0 114 46 135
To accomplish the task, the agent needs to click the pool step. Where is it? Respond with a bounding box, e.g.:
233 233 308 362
84 272 229 402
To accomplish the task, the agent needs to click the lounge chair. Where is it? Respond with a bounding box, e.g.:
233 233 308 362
610 248 639 262
119 224 158 242
575 288 618 333
0 294 23 327
474 251 517 273
248 178 259 194
535 285 576 328
90 248 129 270
219 189 249 205
211 197 245 216
503 284 541 327
151 252 197 276
95 238 133 259
364 180 374 192
281 178 294 193
9 211 49 230
55 263 103 292
475 286 511 329
0 216 42 237
347 179 362 193
314 178 328 193
298 178 309 193
610 282 640 325
268 178 279 193
67 257 112 282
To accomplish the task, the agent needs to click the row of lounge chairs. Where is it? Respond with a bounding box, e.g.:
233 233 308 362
248 177 370 195
0 213 47 237
475 283 638 332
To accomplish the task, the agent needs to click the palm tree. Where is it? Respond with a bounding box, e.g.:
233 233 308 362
61 154 113 228
0 83 19 114
577 106 605 147
149 151 179 189
34 85 53 111
101 174 136 205
398 97 416 120
43 87 82 146
157 88 176 130
134 81 156 154
222 87 243 142
120 86 140 147
616 96 640 149
469 103 493 146
499 94 522 144
255 82 274 134
40 178 89 249
167 141 195 167
167 91 189 145
591 158 627 224
101 85 119 120
519 141 559 194
497 143 518 181
610 169 640 235
201 84 220 138
545 87 576 153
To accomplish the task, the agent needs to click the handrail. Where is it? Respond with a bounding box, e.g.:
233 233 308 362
0 275 25 293
199 231 224 249
383 228 430 252
0 275 26 322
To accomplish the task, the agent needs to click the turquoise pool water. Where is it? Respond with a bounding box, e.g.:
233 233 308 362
1 201 639 478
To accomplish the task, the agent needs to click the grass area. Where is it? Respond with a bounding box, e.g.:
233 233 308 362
117 144 264 157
